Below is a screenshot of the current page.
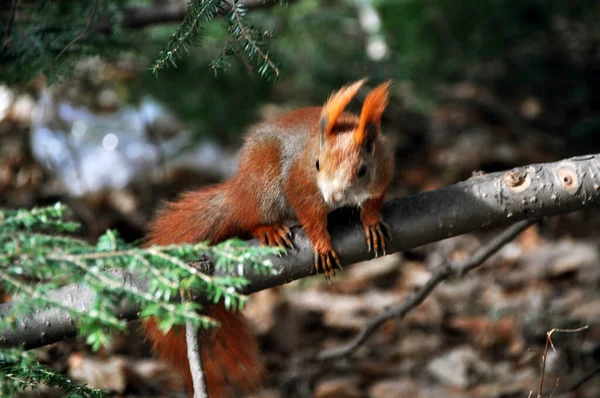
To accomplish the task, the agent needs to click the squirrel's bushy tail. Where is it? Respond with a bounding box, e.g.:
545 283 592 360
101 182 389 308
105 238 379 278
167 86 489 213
142 305 262 397
144 182 246 247
143 182 263 396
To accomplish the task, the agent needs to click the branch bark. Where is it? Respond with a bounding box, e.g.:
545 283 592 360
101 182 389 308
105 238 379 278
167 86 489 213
184 296 208 398
2 154 600 349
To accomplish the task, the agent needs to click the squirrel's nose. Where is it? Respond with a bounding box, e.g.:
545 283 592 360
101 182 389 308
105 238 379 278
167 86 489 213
319 180 346 205
331 191 343 203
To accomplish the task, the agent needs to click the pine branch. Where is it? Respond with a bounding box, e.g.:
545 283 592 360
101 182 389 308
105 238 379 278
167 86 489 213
2 153 600 350
0 349 105 397
1 0 287 84
0 203 277 351
223 1 279 78
152 0 282 77
152 0 222 74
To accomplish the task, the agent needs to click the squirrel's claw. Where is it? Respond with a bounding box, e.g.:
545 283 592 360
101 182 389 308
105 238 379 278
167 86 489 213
314 248 341 281
252 225 294 256
279 226 294 249
364 220 391 257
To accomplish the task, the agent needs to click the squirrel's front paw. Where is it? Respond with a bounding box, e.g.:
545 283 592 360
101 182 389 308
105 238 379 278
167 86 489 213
314 247 341 281
252 225 294 250
363 219 391 257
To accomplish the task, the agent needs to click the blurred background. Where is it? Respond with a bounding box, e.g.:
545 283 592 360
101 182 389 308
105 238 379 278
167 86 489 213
2 0 600 397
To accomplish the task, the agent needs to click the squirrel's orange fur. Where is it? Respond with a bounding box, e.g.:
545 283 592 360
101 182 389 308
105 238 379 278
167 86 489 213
321 79 366 137
357 80 392 143
143 79 394 397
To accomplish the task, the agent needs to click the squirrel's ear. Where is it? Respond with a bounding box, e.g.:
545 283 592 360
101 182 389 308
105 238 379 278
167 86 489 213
320 79 366 146
355 81 391 151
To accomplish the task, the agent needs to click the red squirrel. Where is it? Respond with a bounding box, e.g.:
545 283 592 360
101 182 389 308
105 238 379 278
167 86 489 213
142 79 394 396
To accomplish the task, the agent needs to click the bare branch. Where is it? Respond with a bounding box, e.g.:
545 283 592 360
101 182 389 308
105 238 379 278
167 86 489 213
55 0 99 60
184 296 208 398
2 0 19 47
549 378 560 398
454 219 536 275
564 365 600 394
538 326 589 398
317 219 535 361
2 154 600 349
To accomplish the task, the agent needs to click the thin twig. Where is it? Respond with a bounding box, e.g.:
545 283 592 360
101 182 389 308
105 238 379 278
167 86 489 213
538 326 588 398
454 220 537 276
184 295 208 398
318 219 535 361
55 0 99 60
549 377 559 398
3 0 19 47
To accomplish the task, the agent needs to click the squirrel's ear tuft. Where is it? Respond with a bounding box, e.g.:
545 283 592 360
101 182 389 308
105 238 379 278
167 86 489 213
355 81 391 147
320 79 366 142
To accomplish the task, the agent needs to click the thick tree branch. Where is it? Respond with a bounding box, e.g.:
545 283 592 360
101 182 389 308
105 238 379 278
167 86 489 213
2 154 600 349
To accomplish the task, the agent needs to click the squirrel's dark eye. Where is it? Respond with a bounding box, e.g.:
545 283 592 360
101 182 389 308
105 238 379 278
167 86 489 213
358 165 367 177
316 160 320 171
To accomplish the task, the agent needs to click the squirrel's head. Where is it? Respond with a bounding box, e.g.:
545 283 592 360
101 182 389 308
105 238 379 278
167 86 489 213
317 79 391 209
